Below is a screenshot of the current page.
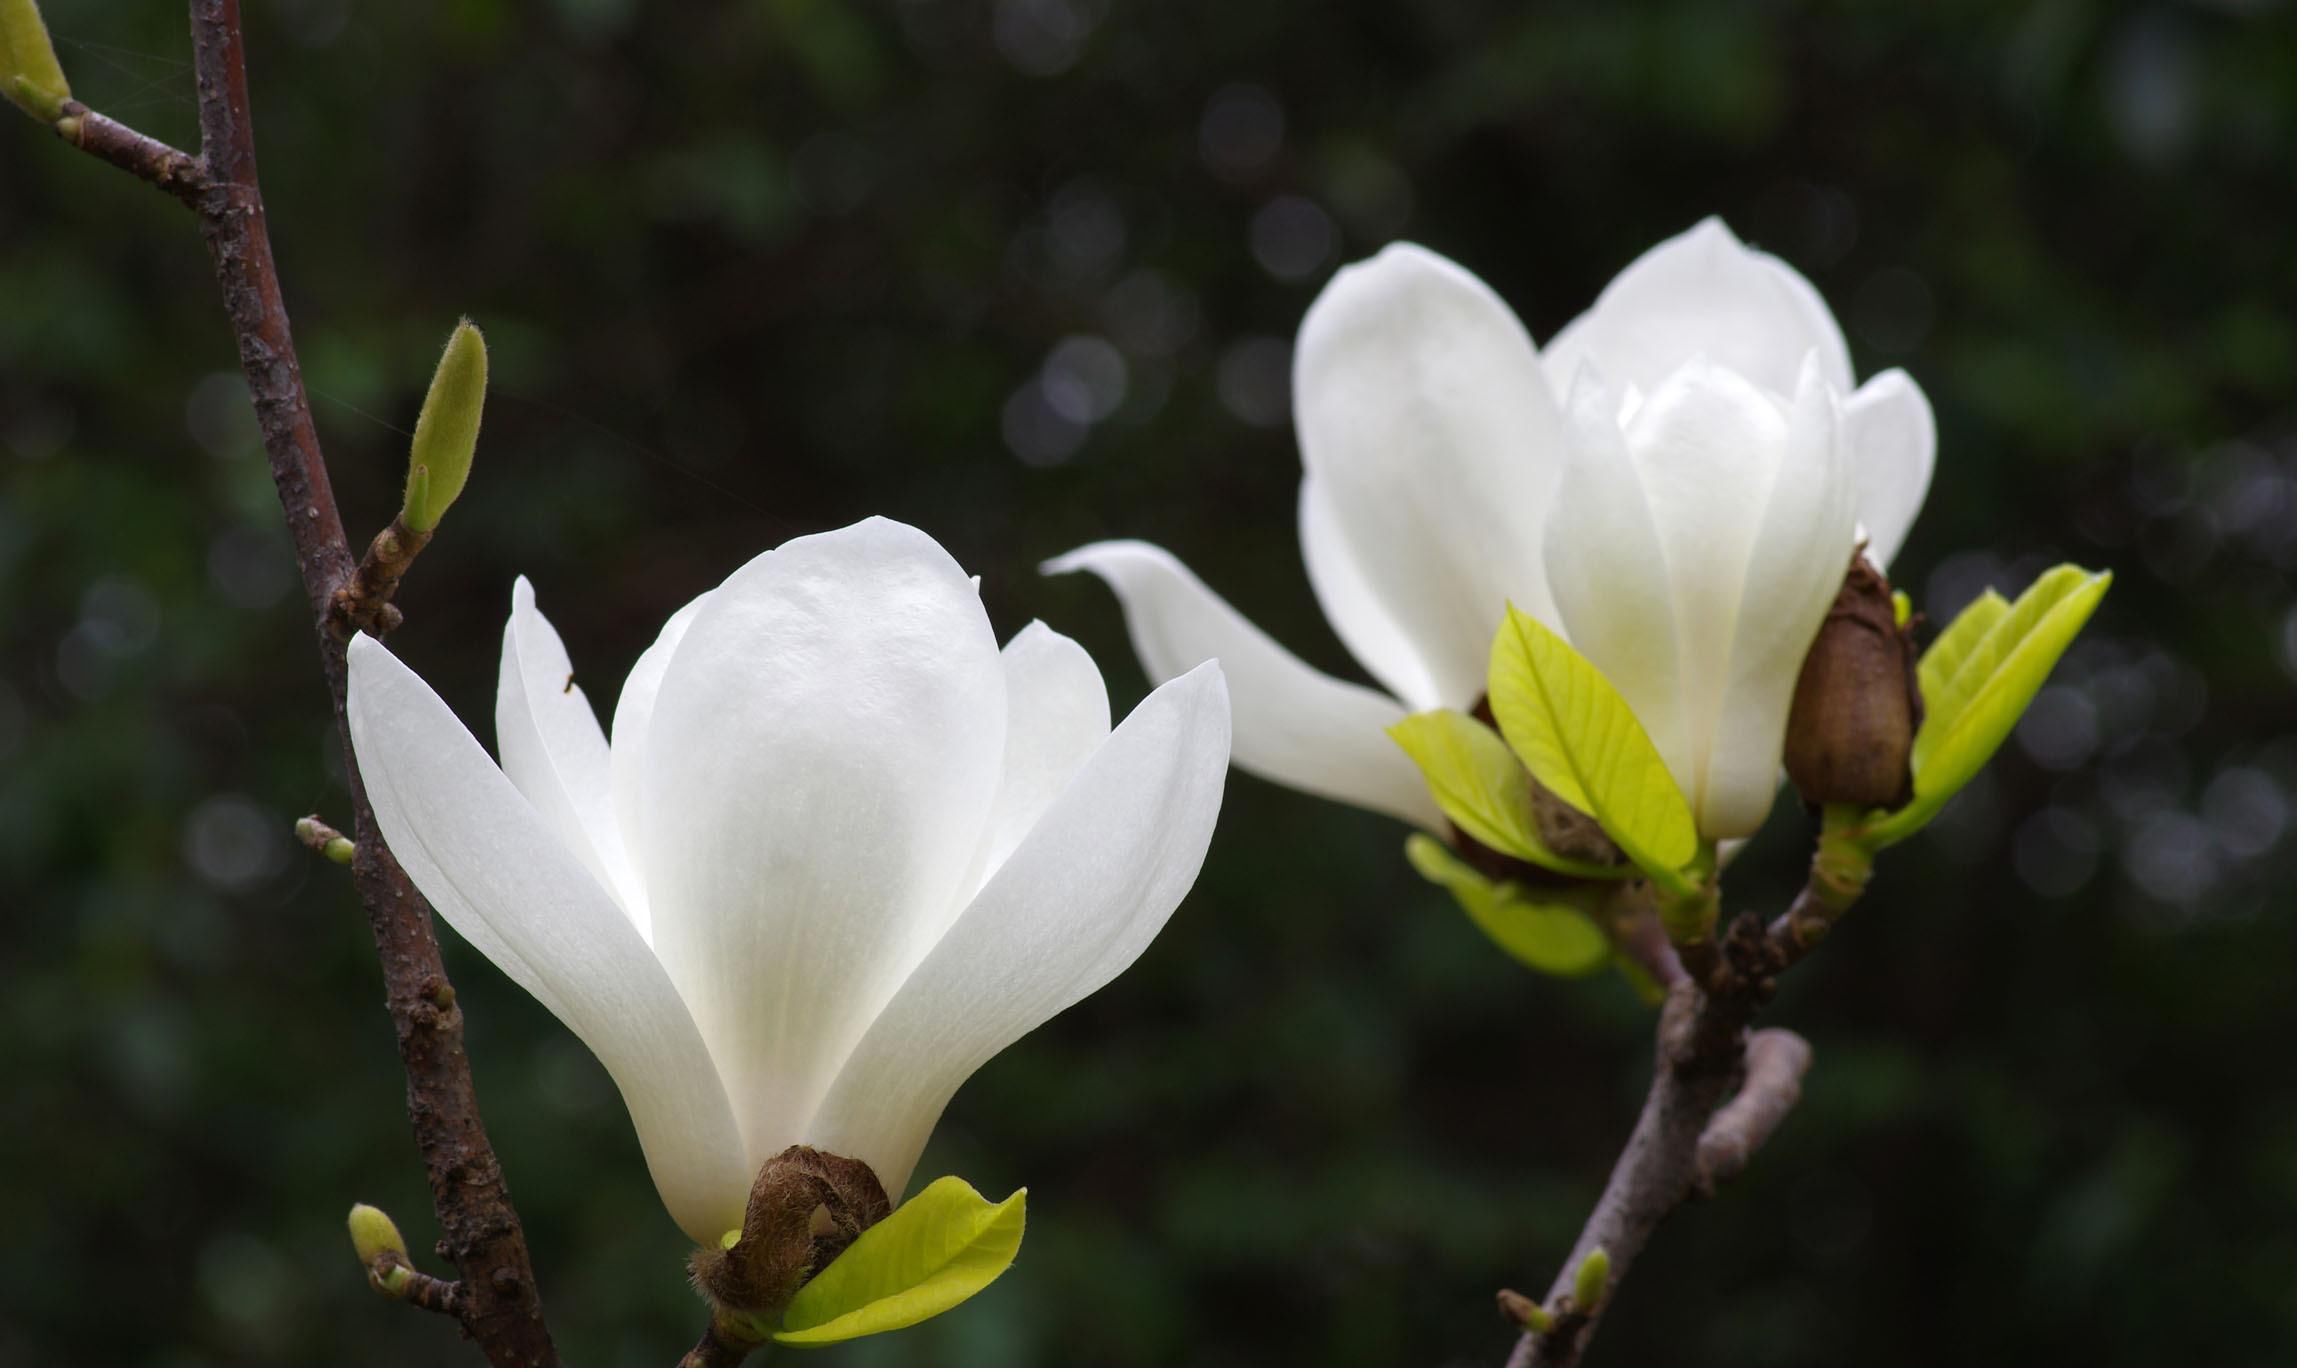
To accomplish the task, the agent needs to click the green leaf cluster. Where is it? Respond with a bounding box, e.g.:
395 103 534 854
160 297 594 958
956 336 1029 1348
1404 834 1610 977
1387 710 1630 882
1867 565 2111 845
1482 606 1700 894
771 1176 1025 1346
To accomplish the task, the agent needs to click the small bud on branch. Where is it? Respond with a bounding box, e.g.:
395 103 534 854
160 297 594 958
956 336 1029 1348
402 320 487 533
1783 555 1921 809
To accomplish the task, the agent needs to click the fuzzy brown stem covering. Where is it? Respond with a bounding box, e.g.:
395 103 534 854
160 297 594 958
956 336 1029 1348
25 5 556 1362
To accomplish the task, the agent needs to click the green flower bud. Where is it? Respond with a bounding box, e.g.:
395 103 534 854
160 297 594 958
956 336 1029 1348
346 1203 408 1267
1572 1247 1611 1312
402 320 487 533
1 0 70 122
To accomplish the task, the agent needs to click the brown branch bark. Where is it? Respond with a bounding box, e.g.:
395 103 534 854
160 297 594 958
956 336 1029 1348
1504 883 1834 1368
23 5 558 1363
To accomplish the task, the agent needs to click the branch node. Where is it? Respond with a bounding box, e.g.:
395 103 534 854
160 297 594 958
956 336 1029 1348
332 514 434 638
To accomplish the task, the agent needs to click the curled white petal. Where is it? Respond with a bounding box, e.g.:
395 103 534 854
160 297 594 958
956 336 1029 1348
1044 540 1440 829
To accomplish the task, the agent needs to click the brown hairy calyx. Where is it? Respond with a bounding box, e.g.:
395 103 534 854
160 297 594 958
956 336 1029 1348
689 1145 892 1323
1783 553 1922 809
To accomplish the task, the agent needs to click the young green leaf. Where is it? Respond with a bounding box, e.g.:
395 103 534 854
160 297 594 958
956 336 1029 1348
1486 605 1698 892
402 320 487 533
1872 566 2110 845
1912 586 2012 765
1388 710 1629 881
1 0 71 122
1405 835 1611 977
773 1177 1024 1346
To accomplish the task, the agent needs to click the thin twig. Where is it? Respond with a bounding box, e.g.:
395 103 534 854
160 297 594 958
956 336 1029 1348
1694 1028 1812 1196
368 1253 469 1319
334 512 433 636
52 100 203 196
23 5 557 1362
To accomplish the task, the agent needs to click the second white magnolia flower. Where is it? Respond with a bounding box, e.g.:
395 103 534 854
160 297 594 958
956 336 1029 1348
347 517 1230 1242
1051 218 1932 841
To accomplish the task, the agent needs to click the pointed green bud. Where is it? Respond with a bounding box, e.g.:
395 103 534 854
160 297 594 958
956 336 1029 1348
1572 1247 1611 1312
347 1203 408 1267
401 320 487 533
1 0 71 122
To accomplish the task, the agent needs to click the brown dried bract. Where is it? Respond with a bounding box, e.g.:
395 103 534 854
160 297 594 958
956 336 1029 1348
1783 555 1921 809
689 1145 892 1318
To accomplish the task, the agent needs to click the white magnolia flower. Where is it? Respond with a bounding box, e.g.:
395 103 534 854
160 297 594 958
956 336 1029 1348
346 517 1230 1243
1049 217 1932 841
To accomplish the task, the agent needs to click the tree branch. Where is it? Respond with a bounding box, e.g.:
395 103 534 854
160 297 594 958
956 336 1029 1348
22 5 558 1362
1503 884 1832 1368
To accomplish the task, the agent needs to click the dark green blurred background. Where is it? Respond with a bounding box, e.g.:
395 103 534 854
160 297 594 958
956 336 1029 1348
5 1 2295 1364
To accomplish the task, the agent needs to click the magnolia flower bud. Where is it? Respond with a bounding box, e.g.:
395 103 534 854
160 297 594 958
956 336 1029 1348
401 320 487 533
690 1146 890 1321
345 1202 408 1267
1783 556 1920 808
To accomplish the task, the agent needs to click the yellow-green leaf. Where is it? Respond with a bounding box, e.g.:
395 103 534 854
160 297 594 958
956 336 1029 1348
774 1177 1024 1346
1486 606 1697 892
1873 566 2110 845
1914 586 2012 765
1 0 71 122
402 320 487 532
1405 835 1610 977
1388 710 1629 881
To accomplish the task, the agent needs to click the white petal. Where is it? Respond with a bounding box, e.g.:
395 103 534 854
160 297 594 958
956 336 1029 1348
609 588 711 918
806 662 1230 1195
1542 218 1854 401
1842 368 1935 570
498 578 643 928
1621 358 1798 829
1700 360 1858 837
347 634 747 1243
1542 368 1692 800
1043 540 1440 829
978 621 1110 880
1293 242 1564 701
640 517 1006 1167
1298 476 1445 710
